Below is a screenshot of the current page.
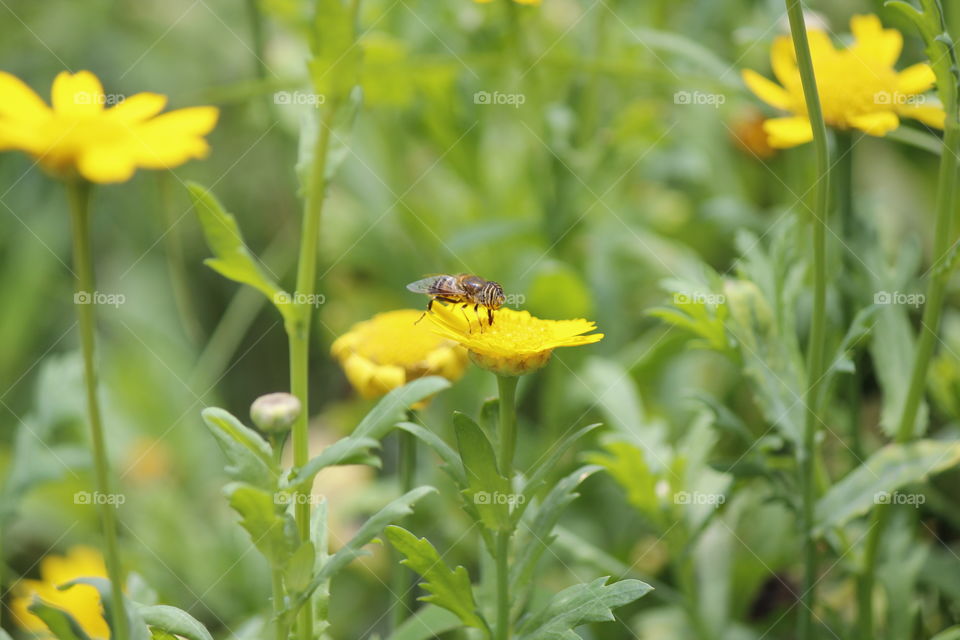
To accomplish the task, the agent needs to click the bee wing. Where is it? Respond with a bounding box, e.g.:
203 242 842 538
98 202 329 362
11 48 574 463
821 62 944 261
406 276 449 294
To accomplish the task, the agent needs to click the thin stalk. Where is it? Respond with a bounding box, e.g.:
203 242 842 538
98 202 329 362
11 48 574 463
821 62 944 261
289 93 337 640
858 115 960 640
495 375 519 640
391 421 417 630
783 3 831 639
273 565 287 640
67 179 129 640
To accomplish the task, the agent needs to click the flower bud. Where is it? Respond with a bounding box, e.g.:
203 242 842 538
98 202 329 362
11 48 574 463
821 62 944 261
250 392 301 433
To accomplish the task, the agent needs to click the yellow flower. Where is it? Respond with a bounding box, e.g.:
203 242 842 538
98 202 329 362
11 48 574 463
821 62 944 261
426 304 603 376
0 70 218 183
331 309 469 399
741 14 945 148
11 545 110 639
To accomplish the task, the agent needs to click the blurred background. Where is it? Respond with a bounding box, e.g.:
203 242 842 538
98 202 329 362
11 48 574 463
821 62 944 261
3 0 960 638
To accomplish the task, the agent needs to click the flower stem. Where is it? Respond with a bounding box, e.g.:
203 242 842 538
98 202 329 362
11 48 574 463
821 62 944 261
783 3 830 638
858 99 960 640
66 179 129 640
391 419 417 630
273 564 287 640
495 375 518 640
289 95 337 640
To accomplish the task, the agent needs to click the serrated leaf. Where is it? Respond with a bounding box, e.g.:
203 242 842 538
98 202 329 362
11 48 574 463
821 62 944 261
188 183 291 321
295 486 437 608
516 577 652 640
27 599 92 640
385 526 487 631
814 440 960 534
289 436 381 488
137 605 213 640
353 377 451 440
225 482 295 567
201 407 278 489
454 412 511 531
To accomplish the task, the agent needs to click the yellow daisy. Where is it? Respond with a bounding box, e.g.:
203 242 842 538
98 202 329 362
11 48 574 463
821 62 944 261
426 304 603 376
0 70 218 183
741 14 945 148
10 545 110 639
331 309 469 399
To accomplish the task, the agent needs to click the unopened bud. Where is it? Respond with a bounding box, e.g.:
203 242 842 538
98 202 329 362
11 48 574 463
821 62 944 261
250 392 301 433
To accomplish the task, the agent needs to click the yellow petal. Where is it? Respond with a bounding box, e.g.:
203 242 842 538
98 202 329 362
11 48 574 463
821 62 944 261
51 70 105 117
763 116 813 148
130 105 218 168
897 63 935 95
741 69 792 111
0 71 51 124
770 35 798 88
850 14 902 67
897 103 946 129
77 144 138 183
107 92 167 124
847 111 900 136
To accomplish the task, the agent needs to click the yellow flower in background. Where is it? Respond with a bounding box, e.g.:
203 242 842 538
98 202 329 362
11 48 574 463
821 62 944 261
0 70 218 183
741 14 945 148
427 304 603 376
11 545 110 639
331 309 469 399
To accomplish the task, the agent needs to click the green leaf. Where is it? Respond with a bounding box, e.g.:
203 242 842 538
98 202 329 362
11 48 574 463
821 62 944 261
395 421 466 486
516 577 652 640
27 599 92 640
586 442 659 520
201 407 278 490
388 604 462 640
289 436 381 488
354 377 451 440
520 423 602 511
187 183 292 322
385 526 487 631
225 482 295 567
60 578 151 640
308 0 360 101
930 626 960 640
454 412 511 531
285 541 316 594
295 486 437 608
814 440 960 534
137 605 214 640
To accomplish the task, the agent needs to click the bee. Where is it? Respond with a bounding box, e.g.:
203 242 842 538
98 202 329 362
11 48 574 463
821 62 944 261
407 274 506 330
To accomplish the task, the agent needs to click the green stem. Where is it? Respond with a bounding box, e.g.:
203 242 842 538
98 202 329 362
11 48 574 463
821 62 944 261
858 103 960 640
273 564 287 640
495 375 518 640
67 179 129 640
783 3 831 639
391 423 417 630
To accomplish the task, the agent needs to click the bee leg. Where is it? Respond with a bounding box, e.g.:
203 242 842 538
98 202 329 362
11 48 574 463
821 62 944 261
488 307 494 325
474 304 484 333
460 304 473 333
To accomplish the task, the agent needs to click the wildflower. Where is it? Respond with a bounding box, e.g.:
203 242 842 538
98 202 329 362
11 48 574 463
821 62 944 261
10 545 110 639
730 108 776 159
0 70 218 183
426 304 603 376
331 309 469 399
741 14 945 148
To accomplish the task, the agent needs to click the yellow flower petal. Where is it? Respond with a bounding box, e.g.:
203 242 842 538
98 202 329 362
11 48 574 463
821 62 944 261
896 63 936 95
77 144 138 183
0 71 51 124
107 92 168 124
897 103 946 129
130 105 218 168
847 110 900 136
741 69 791 111
770 35 799 89
51 70 104 117
763 116 813 148
850 14 902 67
